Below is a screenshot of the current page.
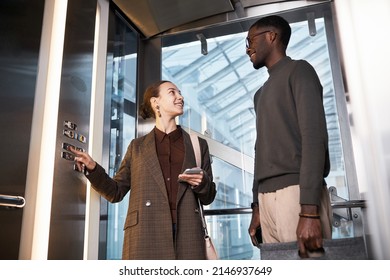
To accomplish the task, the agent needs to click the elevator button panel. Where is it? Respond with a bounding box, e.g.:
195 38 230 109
60 120 87 174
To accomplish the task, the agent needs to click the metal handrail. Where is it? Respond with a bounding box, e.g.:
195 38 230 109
0 194 26 208
331 200 366 209
204 207 252 216
204 200 366 216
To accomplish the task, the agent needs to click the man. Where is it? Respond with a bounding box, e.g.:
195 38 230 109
246 15 332 258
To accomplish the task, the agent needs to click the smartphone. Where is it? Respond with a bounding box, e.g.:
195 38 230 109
184 167 202 174
254 226 263 246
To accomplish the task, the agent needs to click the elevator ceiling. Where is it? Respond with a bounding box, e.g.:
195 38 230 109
112 0 331 38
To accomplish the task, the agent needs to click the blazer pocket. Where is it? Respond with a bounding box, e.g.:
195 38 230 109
123 210 138 230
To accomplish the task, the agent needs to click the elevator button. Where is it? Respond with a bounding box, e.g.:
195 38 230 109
64 120 77 130
61 151 75 161
76 133 87 143
62 142 75 151
62 142 85 152
76 146 85 152
63 129 75 139
73 163 87 174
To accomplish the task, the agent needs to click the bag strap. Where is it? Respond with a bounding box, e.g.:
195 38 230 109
198 198 209 237
189 134 209 237
190 134 201 167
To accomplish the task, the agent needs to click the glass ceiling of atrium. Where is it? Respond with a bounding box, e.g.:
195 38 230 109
161 18 343 171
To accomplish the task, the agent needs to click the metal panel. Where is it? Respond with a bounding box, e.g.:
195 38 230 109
0 0 45 260
113 0 234 38
47 0 97 260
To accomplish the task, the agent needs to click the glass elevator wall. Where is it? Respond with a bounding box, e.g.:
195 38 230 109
101 8 138 259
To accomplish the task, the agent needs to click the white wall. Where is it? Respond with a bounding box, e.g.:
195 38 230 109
334 0 390 259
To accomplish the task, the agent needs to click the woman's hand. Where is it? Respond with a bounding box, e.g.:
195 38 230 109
70 146 96 173
178 167 203 187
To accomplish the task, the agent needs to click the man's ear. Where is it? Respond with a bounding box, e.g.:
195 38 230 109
269 31 277 43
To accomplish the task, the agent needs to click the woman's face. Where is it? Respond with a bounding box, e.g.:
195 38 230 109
155 82 184 118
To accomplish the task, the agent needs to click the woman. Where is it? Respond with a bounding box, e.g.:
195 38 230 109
71 80 216 259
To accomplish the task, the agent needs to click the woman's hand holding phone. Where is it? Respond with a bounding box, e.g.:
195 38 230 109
178 167 203 187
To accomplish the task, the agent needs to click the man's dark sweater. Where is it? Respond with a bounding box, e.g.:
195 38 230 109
252 56 330 206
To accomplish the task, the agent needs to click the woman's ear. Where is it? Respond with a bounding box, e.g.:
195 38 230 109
150 97 161 117
150 97 158 108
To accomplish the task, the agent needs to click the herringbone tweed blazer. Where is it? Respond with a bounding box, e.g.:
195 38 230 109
87 128 217 259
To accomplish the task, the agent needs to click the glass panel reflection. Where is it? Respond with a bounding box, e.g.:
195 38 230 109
105 13 137 259
208 156 252 210
205 213 260 260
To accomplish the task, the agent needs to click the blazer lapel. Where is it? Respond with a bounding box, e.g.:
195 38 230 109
176 131 197 202
141 131 169 200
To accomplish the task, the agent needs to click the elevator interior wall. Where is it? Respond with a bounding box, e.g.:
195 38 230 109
0 0 45 260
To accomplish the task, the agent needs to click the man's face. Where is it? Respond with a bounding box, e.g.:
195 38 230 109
246 27 272 69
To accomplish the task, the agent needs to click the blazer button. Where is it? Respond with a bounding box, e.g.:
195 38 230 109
145 200 151 207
